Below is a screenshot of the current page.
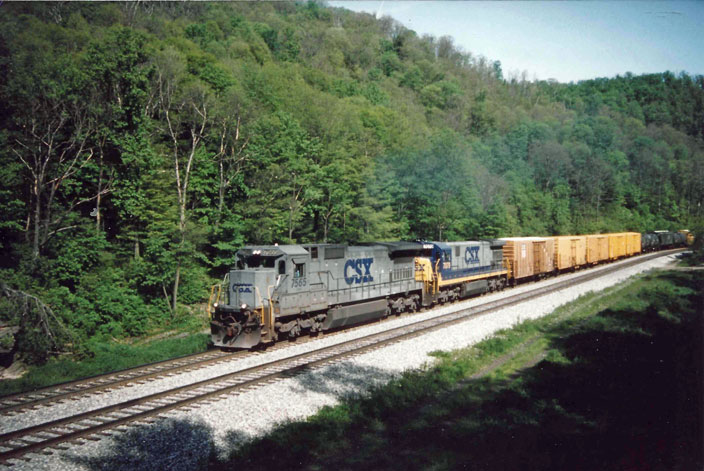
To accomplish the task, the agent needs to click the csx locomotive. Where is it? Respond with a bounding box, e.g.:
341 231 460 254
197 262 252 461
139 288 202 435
209 231 689 349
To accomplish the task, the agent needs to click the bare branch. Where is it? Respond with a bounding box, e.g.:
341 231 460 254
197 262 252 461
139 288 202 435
11 146 37 180
49 186 112 228
45 225 78 239
0 284 74 355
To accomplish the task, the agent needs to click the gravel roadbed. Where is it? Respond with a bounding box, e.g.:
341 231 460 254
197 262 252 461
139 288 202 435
1 253 680 470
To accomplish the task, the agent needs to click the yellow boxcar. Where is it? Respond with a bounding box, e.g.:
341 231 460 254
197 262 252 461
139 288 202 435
501 237 555 280
553 235 587 270
625 232 641 256
586 234 609 264
607 233 627 259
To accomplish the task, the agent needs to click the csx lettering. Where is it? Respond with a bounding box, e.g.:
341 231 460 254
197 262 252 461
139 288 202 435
465 246 480 264
344 258 374 285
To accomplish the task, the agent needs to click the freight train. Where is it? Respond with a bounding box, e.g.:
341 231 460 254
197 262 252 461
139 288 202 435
209 230 689 349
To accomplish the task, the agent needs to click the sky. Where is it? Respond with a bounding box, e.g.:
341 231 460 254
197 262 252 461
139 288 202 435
329 1 704 83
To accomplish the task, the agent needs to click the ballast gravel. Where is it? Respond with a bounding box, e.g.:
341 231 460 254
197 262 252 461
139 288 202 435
0 253 681 471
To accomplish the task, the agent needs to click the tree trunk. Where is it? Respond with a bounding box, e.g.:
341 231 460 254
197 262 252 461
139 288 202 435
289 184 295 243
217 158 225 229
161 282 171 315
32 188 41 261
96 152 103 235
289 210 294 242
172 262 180 318
596 193 600 223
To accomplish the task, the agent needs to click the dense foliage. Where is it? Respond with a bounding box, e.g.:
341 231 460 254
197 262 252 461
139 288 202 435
1 2 702 362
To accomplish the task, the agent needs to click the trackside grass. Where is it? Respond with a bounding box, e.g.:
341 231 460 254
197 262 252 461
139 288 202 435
208 270 703 471
0 333 210 397
680 247 704 266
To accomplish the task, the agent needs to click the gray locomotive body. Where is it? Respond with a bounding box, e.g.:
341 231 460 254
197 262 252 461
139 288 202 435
211 242 430 348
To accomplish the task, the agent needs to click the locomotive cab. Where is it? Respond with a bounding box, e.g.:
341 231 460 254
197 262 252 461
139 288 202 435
211 248 281 348
212 246 307 348
211 245 330 349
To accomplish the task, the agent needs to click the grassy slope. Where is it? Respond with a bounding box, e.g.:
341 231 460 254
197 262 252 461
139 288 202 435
208 269 703 470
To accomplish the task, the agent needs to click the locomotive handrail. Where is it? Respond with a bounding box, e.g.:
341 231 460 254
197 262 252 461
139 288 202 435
433 258 441 294
318 269 343 280
311 269 326 286
264 284 275 341
503 258 513 279
207 273 229 319
207 285 219 319
440 264 506 279
253 286 266 309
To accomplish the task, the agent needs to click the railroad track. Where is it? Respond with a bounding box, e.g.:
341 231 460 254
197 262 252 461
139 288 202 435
0 313 366 415
0 311 390 416
0 249 683 465
0 349 240 416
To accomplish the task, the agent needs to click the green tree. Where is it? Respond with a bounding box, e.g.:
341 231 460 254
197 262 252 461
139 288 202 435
244 112 322 243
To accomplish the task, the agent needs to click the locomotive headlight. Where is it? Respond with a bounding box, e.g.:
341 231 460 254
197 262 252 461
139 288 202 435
213 303 218 308
240 303 248 310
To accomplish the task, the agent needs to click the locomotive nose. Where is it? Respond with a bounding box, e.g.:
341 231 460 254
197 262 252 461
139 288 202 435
211 305 263 349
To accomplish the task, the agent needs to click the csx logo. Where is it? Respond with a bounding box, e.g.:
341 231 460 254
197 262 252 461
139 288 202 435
465 246 480 264
232 283 253 293
344 258 374 285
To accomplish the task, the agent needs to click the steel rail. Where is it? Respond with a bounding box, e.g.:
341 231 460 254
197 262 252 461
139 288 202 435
0 350 236 415
0 249 682 464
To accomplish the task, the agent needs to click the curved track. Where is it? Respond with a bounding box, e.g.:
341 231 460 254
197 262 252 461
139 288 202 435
0 350 237 415
0 249 683 465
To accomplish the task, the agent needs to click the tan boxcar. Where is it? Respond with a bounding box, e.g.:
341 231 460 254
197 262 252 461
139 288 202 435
608 233 627 259
625 232 641 256
553 235 587 270
501 237 534 280
501 237 534 279
532 237 555 275
501 237 555 280
586 234 609 264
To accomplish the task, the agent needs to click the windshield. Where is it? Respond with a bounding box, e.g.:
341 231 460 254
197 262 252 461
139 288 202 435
242 255 279 269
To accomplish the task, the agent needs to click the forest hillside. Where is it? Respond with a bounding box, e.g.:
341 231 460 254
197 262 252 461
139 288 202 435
1 2 702 362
